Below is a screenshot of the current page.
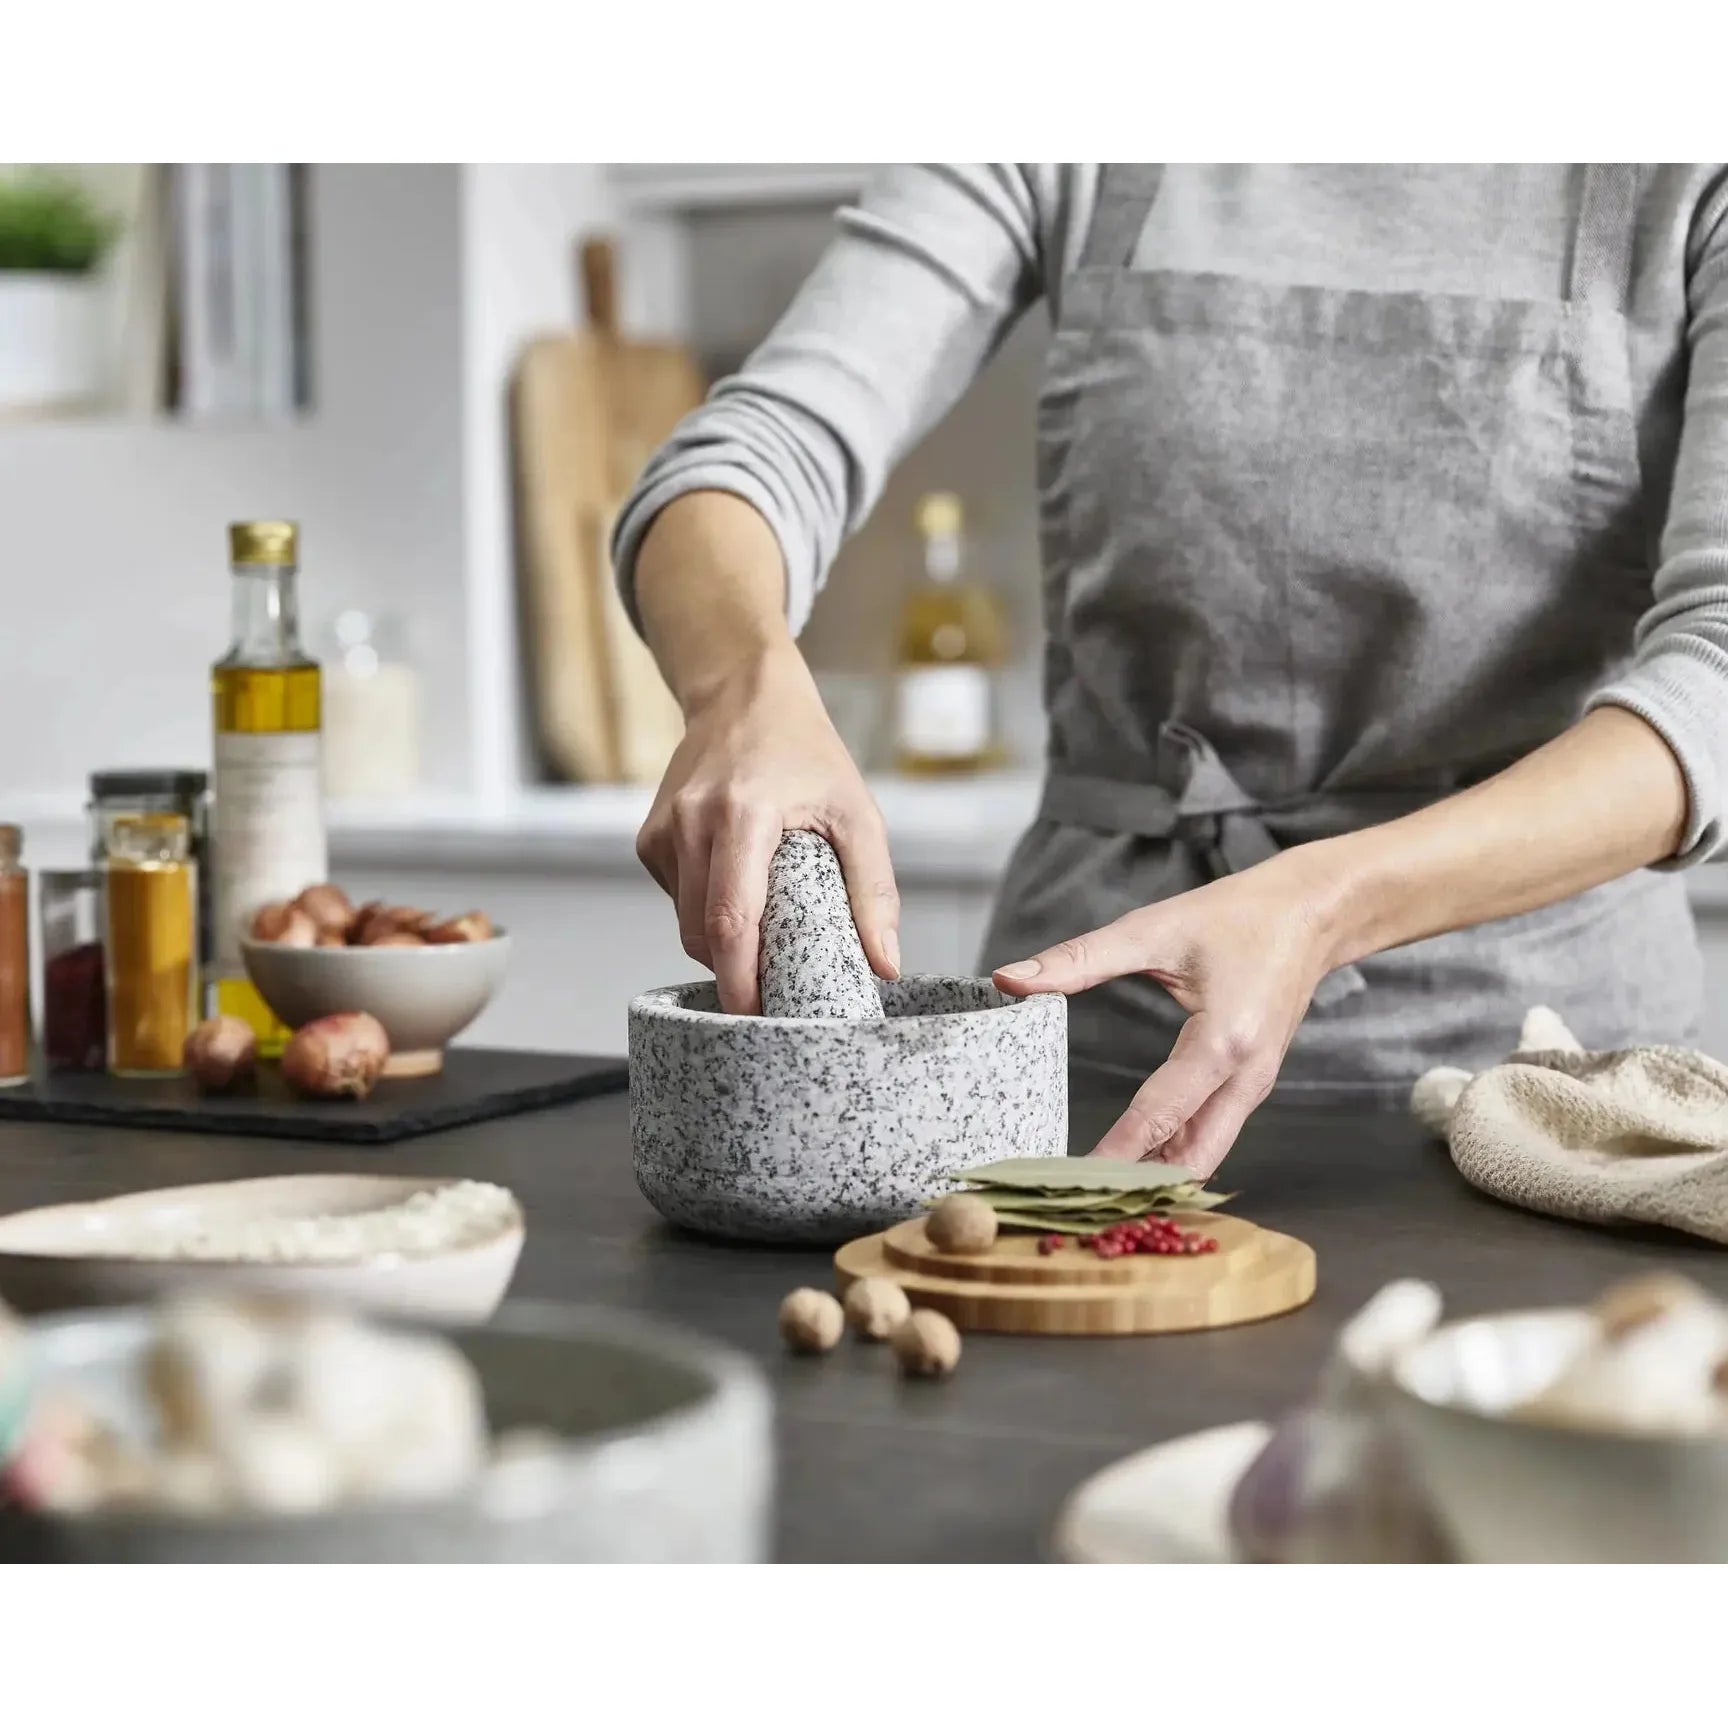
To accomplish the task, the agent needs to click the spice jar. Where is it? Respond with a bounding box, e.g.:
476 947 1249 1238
40 868 105 1072
89 770 212 1014
104 814 198 1078
0 824 28 1087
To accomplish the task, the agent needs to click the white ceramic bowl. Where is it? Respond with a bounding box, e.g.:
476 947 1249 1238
1388 1309 1728 1562
0 1175 523 1325
0 1303 772 1561
241 934 510 1076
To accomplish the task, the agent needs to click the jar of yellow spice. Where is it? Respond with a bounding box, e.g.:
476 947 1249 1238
104 813 198 1078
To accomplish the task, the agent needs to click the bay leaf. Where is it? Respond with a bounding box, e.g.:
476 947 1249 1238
990 1211 1175 1235
974 1190 1162 1213
994 1202 1233 1234
954 1157 1201 1191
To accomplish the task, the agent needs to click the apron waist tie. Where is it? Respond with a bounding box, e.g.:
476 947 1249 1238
1037 723 1468 1009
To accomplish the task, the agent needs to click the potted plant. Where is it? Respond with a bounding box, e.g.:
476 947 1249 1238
0 173 117 413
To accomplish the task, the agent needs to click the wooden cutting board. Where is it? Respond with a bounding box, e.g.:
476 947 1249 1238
834 1213 1316 1336
512 237 699 782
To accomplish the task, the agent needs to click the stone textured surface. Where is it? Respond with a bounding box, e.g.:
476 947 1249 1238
630 975 1068 1244
757 831 884 1021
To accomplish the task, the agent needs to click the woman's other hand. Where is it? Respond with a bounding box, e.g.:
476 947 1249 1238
992 854 1339 1177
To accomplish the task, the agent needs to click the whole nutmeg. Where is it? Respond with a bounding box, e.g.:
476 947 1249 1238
315 932 347 949
369 931 426 948
425 911 495 945
183 1016 258 1092
280 1012 391 1100
778 1288 844 1355
293 883 356 938
843 1277 912 1341
891 1309 962 1378
250 902 317 947
926 1194 998 1256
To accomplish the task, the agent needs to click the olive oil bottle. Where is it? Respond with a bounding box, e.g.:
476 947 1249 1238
892 493 1006 775
211 521 326 1056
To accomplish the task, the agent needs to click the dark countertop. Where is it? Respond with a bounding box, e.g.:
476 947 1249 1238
1 1076 1724 1562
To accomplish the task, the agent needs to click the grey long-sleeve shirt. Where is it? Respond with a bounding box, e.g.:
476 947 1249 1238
613 164 1728 863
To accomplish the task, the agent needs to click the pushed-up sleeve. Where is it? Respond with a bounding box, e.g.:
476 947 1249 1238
1588 174 1728 866
611 165 1044 636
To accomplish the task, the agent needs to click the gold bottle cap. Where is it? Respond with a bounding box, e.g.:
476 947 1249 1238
916 493 963 539
229 520 299 567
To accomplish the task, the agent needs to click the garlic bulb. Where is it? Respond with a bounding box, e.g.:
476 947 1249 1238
1229 1280 1448 1562
1519 1274 1728 1438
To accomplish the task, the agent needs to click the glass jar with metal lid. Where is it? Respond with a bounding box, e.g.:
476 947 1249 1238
88 769 211 1013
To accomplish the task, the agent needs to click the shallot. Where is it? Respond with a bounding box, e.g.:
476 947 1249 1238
183 1016 258 1092
280 1012 390 1100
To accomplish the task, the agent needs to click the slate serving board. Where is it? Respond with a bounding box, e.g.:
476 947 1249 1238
0 1048 628 1146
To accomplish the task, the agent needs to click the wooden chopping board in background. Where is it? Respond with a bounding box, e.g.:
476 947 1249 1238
512 237 700 783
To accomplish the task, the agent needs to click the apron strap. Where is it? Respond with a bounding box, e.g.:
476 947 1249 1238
1568 164 1641 311
1081 164 1167 270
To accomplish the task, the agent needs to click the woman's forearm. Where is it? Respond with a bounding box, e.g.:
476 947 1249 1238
1310 706 1690 970
633 492 800 713
628 490 902 1008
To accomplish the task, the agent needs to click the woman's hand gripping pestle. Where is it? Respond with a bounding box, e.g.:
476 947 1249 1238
757 832 887 1020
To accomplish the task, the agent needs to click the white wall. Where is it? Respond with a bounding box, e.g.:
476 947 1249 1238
0 165 469 798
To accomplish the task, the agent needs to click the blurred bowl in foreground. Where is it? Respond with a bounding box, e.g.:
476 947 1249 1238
1388 1308 1728 1562
0 1302 772 1562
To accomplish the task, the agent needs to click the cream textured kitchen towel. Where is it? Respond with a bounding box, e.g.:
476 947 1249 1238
1412 1008 1728 1244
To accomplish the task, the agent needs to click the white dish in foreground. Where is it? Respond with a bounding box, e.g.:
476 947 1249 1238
0 1175 523 1326
1050 1421 1270 1563
1389 1308 1728 1562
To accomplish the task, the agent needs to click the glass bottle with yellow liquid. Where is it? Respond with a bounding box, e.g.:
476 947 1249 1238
892 493 1007 775
211 521 326 1056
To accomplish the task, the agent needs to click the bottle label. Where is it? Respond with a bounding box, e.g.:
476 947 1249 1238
212 731 327 975
895 666 991 759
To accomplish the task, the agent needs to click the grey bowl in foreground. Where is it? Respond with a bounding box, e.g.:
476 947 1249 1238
0 1302 773 1562
239 935 511 1062
628 974 1069 1245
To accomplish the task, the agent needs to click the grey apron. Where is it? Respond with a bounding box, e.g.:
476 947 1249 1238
981 164 1702 1104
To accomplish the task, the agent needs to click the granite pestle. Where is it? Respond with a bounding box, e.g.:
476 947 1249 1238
757 831 885 1020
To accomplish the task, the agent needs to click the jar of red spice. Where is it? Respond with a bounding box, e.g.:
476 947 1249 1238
0 825 29 1087
39 868 105 1073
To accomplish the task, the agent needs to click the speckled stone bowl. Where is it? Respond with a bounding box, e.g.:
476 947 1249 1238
629 975 1068 1244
